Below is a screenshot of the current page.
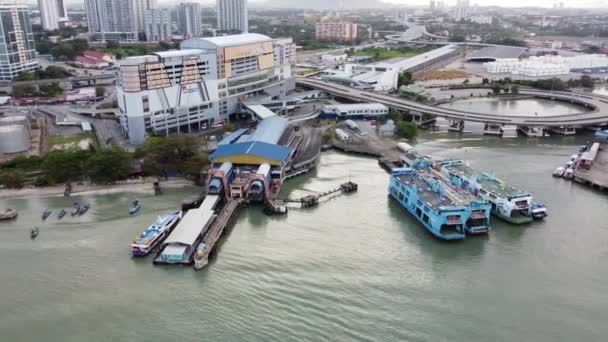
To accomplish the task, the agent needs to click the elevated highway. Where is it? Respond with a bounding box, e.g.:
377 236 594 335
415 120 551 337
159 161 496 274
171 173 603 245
296 77 608 128
0 74 115 87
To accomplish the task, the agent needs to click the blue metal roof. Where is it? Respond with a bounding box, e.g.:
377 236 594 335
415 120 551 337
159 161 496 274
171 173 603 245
248 116 288 145
209 141 293 164
218 128 248 146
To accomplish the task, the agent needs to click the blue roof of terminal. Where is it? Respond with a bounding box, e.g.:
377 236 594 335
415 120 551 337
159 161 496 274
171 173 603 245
210 141 292 164
218 128 248 146
248 116 288 145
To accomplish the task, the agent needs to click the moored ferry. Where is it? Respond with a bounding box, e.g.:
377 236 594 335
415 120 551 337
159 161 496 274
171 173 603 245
389 168 467 240
437 160 536 224
131 211 182 256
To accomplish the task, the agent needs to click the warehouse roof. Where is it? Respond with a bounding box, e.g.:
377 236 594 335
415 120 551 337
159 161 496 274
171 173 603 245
183 33 271 49
246 104 277 120
467 46 526 62
218 128 249 146
324 103 389 112
210 141 292 164
372 45 459 71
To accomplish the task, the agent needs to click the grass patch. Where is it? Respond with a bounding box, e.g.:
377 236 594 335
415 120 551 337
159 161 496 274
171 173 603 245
48 133 96 150
297 68 320 76
351 48 423 60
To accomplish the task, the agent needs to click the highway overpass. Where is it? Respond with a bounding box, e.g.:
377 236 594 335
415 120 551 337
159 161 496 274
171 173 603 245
0 74 115 87
296 77 608 128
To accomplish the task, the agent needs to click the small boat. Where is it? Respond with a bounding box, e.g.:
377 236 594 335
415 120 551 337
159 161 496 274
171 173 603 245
130 211 182 256
193 242 208 270
71 202 80 216
0 208 18 220
552 166 565 177
30 227 39 239
564 168 575 179
79 203 91 215
530 203 548 219
42 209 52 220
57 209 67 220
129 199 141 215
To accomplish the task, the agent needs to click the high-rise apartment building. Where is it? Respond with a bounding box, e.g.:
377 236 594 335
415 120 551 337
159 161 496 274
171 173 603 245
132 0 157 33
85 0 137 41
145 9 171 42
38 0 68 31
315 20 358 42
0 4 38 80
177 2 202 39
217 0 248 33
115 33 296 144
455 0 469 21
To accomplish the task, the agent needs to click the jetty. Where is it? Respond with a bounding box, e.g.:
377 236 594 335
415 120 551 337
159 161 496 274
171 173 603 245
574 142 608 191
281 181 358 208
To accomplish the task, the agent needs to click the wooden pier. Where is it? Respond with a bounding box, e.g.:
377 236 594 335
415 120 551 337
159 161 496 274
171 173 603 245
193 199 243 270
573 142 608 192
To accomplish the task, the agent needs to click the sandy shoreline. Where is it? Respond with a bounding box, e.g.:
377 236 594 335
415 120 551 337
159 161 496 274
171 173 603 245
0 178 196 199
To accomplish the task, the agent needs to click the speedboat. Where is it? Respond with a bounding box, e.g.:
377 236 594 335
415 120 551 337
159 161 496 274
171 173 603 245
530 203 548 219
42 209 52 220
79 203 91 215
0 208 18 220
130 211 182 256
129 200 141 215
71 202 80 216
552 166 565 177
564 168 575 179
57 209 67 220
30 227 39 239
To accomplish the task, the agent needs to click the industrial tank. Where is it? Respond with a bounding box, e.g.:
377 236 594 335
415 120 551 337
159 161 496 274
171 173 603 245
0 125 30 153
0 115 29 130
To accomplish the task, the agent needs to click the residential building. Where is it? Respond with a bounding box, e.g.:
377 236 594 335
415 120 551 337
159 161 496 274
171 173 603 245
177 2 202 39
315 20 358 42
469 15 492 25
85 0 137 41
217 0 248 33
38 0 68 30
145 9 171 42
115 33 296 144
132 0 157 33
0 4 39 80
544 40 563 49
454 0 469 21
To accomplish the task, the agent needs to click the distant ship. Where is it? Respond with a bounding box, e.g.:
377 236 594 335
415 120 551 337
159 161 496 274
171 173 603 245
131 211 182 257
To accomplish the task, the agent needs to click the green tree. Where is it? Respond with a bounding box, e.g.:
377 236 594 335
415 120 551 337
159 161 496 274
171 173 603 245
40 66 70 79
463 78 470 85
482 77 490 85
491 84 502 95
85 147 132 183
398 71 414 88
510 85 519 94
580 75 595 88
142 158 163 176
39 83 63 97
106 40 120 49
15 72 36 81
12 84 38 97
396 121 419 139
0 170 25 188
95 86 106 97
42 149 88 183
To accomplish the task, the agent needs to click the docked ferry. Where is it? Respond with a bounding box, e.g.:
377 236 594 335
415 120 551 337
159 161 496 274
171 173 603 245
131 211 182 256
437 160 537 224
398 154 492 235
389 168 468 240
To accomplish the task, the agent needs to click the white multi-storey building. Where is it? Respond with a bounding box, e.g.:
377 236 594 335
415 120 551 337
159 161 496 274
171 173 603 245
85 0 137 41
145 9 170 42
454 0 469 21
177 2 202 39
132 0 157 33
38 0 68 30
0 4 39 80
116 33 296 144
217 0 248 33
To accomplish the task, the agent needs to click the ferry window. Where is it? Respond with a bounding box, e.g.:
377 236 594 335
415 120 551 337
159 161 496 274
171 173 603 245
423 214 429 223
142 95 150 113
398 192 404 201
416 208 422 217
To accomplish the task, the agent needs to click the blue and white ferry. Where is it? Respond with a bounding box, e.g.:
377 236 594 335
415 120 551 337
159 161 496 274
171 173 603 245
437 160 540 224
131 211 182 256
389 168 469 240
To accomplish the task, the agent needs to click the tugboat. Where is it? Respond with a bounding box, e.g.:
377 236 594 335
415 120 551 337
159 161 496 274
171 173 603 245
42 209 52 220
129 199 141 215
70 202 80 216
79 203 91 215
0 208 18 220
30 227 39 239
130 211 182 256
57 209 67 220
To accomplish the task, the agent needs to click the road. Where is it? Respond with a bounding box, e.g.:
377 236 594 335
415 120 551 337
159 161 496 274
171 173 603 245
297 77 608 127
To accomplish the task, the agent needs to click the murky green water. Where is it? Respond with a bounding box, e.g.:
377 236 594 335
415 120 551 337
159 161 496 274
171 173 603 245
439 97 587 117
1 134 607 341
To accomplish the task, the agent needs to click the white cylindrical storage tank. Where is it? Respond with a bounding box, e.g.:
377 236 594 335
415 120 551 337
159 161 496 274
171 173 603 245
0 125 30 153
0 115 29 130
